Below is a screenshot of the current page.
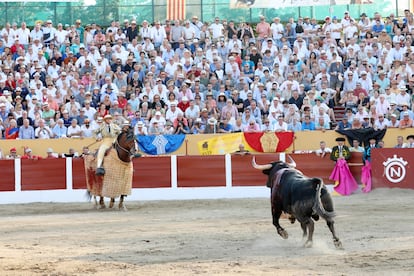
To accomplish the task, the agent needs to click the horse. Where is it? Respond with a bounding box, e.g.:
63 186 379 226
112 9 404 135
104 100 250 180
85 127 138 211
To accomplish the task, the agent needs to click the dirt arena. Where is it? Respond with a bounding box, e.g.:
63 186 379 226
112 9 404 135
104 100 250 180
0 188 413 275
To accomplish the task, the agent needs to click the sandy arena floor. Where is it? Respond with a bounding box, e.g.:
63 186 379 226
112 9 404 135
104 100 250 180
0 188 413 275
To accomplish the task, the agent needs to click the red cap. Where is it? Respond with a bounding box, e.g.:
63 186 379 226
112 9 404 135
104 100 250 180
10 147 17 152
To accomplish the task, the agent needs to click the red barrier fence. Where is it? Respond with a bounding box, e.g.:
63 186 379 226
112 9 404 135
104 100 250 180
4 150 414 196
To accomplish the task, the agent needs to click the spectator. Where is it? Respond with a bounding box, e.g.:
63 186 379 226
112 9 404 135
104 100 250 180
233 144 250 155
134 121 148 135
5 119 19 139
45 148 58 159
35 119 53 139
5 147 20 159
67 118 82 138
405 135 414 148
18 118 35 139
350 140 364 152
301 115 315 131
21 148 42 160
394 135 406 148
315 141 332 158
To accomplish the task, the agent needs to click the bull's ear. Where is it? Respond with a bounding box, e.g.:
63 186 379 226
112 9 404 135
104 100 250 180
262 168 271 175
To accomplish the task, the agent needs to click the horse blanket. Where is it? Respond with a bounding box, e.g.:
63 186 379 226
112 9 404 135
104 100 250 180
84 149 133 198
84 154 103 196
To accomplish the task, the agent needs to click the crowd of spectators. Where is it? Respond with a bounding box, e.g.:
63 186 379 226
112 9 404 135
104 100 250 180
0 10 414 146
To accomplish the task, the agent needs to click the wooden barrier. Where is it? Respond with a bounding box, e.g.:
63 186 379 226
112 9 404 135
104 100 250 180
2 150 413 204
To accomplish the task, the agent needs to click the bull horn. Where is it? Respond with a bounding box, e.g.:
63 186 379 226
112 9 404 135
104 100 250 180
287 155 297 168
252 156 272 170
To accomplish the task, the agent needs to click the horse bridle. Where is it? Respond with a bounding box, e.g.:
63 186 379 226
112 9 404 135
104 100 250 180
114 132 137 156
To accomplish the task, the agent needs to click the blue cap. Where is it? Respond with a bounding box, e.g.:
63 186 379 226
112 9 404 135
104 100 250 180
332 16 337 20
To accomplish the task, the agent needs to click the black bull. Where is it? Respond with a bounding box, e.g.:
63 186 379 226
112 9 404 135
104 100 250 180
252 157 343 249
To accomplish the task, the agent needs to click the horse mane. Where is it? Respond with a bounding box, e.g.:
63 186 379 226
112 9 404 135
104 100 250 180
118 127 135 142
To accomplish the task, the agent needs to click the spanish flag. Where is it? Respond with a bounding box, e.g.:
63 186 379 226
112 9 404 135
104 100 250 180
167 0 186 21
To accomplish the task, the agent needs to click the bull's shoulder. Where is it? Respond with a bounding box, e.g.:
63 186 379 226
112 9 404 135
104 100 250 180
284 173 323 191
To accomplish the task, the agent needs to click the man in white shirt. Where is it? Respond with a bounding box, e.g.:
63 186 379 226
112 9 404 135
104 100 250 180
16 22 30 47
35 119 53 139
80 118 94 137
54 23 68 47
270 17 284 48
165 103 183 122
315 141 332 157
209 17 224 41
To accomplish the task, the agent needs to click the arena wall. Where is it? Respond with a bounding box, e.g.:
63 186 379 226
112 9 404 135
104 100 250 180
0 152 364 204
0 128 412 158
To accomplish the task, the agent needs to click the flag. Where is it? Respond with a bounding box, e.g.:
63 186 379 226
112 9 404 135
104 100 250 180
336 128 386 148
197 133 245 155
167 0 186 21
243 132 294 153
137 134 186 155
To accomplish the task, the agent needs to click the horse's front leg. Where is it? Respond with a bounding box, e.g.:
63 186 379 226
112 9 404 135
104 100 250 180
98 197 106 209
109 198 115 208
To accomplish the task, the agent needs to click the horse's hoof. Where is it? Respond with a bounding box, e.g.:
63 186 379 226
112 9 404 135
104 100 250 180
119 204 128 211
278 229 288 239
304 240 313 248
96 168 105 176
99 204 106 209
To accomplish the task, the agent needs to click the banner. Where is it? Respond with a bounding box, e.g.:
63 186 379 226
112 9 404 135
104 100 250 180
167 0 186 21
230 0 373 9
197 133 247 155
336 128 386 148
243 132 294 153
137 134 186 155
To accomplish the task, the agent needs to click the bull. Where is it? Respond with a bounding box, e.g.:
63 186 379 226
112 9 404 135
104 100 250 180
252 157 342 249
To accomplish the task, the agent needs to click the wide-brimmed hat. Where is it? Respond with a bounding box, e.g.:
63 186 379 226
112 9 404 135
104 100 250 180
208 117 217 125
336 137 346 142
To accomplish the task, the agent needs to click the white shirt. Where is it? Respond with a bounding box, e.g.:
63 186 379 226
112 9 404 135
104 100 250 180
271 22 284 40
67 125 82 137
35 126 53 139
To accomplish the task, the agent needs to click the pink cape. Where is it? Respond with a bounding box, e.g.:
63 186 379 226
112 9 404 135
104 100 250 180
329 159 359 196
361 160 372 193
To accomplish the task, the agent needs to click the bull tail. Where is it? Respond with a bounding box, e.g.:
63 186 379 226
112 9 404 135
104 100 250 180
313 180 336 221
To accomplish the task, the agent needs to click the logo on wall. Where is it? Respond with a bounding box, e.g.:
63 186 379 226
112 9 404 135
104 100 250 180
383 155 408 183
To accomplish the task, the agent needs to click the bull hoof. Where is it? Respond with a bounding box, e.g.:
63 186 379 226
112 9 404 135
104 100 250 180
98 204 106 209
334 239 343 249
278 229 289 239
96 167 105 176
304 240 313 248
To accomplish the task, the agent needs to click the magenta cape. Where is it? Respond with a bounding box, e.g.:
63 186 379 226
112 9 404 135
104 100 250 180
361 160 372 193
329 159 359 196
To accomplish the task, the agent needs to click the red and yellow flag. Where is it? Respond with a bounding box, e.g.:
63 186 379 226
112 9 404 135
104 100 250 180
167 0 186 21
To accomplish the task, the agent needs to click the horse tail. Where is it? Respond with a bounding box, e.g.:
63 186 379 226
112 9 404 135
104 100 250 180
85 190 92 201
313 180 336 221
